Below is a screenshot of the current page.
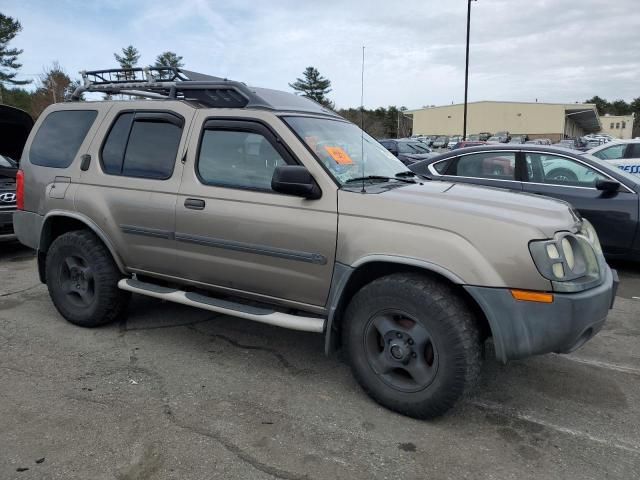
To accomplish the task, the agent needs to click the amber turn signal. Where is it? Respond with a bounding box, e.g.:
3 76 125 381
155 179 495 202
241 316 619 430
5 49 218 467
510 289 554 303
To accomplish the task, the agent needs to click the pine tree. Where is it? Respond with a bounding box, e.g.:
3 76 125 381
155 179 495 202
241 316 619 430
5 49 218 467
154 51 184 79
289 66 334 109
0 13 31 103
155 51 184 69
114 45 141 81
114 45 141 69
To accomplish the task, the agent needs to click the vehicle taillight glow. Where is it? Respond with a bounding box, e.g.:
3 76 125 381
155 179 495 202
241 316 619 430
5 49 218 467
16 170 24 210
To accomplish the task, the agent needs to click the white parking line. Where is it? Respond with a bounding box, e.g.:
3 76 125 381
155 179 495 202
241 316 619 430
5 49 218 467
472 400 640 455
554 354 640 376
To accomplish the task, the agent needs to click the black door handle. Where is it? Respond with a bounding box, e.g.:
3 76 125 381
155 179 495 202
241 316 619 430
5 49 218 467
184 198 205 210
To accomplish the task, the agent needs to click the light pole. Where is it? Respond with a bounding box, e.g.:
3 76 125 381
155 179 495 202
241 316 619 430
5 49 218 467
463 0 477 140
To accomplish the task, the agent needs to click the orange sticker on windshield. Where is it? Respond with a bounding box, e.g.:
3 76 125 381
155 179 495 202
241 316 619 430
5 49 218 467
324 146 353 165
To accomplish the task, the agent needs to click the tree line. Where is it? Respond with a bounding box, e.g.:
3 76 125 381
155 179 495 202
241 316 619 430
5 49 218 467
1 11 637 139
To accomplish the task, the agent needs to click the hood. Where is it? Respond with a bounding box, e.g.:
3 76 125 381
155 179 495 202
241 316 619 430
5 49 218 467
339 181 580 238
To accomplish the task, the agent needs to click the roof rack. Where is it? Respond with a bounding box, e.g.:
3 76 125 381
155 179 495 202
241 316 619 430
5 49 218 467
69 67 341 118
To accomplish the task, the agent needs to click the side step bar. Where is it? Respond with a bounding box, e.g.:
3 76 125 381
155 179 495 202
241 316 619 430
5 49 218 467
118 279 325 333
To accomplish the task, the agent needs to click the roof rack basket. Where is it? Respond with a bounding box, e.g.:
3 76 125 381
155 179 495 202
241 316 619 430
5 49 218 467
70 67 256 108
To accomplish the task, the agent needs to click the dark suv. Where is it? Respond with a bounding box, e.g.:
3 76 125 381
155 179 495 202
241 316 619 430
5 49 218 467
0 105 33 239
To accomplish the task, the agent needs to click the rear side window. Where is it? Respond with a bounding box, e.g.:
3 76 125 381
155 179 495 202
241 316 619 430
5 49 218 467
100 112 183 179
448 152 516 180
30 110 97 168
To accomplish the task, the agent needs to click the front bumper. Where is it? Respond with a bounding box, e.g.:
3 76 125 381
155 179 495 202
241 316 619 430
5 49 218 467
465 265 617 363
0 208 16 237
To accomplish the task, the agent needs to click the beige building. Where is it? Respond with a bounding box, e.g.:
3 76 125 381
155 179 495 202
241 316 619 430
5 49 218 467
407 101 601 143
599 114 635 139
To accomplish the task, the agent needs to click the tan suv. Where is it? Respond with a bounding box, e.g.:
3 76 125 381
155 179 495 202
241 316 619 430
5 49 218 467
13 68 617 419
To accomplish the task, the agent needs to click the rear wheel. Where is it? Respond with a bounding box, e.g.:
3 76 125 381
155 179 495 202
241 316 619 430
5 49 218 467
45 230 129 327
547 168 578 182
343 273 482 419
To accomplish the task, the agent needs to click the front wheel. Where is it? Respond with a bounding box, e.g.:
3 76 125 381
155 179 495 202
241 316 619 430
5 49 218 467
343 273 482 419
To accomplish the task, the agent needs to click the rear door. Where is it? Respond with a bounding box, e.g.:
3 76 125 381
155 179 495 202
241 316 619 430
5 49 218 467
436 150 524 191
173 111 338 309
76 102 196 276
521 151 639 255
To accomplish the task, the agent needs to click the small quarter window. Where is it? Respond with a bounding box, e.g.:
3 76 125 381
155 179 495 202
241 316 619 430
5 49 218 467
30 110 97 168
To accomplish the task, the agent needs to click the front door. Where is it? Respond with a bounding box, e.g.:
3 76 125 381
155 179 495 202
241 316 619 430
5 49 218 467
174 112 338 309
521 151 639 256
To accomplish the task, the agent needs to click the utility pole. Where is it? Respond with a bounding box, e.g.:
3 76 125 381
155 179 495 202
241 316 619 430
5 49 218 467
463 0 476 140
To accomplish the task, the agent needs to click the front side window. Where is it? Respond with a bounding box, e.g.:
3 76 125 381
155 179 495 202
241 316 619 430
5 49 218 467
447 152 516 180
30 110 97 168
284 116 409 185
592 144 626 160
526 153 606 187
198 130 287 190
100 112 183 179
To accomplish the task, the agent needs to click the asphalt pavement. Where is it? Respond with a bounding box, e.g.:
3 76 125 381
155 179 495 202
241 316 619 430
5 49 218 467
1 241 639 479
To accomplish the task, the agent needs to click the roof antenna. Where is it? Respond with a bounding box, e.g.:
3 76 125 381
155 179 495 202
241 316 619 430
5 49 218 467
360 46 366 194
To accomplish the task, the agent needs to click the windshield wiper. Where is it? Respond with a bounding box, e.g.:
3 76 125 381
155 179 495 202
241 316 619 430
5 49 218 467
395 171 416 177
345 175 415 185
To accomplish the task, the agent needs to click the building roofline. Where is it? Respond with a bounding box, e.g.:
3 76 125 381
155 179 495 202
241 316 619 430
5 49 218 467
405 100 597 113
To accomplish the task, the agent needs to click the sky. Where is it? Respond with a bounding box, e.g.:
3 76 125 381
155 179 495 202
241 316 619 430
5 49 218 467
3 0 639 110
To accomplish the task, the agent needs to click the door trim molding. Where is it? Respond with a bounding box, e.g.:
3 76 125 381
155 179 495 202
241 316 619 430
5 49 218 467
174 232 327 265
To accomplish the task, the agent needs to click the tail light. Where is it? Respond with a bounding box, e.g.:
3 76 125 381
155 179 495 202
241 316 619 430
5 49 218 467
16 170 24 210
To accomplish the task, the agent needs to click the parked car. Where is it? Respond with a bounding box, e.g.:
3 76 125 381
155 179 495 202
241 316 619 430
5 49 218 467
508 135 527 144
0 155 18 239
379 139 434 165
466 134 480 141
410 144 640 260
0 104 34 239
478 132 492 141
13 67 616 420
495 131 511 142
537 138 552 145
447 136 462 149
432 136 449 149
525 139 543 145
588 140 640 175
486 135 506 144
451 141 486 150
554 139 587 151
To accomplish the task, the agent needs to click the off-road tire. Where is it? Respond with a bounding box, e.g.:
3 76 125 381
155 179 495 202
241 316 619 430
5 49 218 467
343 273 482 419
45 230 129 327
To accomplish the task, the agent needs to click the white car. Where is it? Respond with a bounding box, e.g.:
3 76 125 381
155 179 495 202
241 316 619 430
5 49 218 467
588 140 640 175
447 136 462 148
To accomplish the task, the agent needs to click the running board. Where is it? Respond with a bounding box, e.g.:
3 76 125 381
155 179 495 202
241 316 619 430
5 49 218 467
118 279 325 333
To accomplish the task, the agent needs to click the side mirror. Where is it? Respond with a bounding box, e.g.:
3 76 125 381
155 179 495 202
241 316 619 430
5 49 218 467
272 165 321 200
595 179 620 193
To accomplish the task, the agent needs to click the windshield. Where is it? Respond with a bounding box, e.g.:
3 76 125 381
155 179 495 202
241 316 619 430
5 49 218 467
284 116 410 185
408 142 430 153
0 155 17 168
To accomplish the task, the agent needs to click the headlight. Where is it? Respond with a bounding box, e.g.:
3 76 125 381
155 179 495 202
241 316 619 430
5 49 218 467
578 218 602 255
529 231 602 292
